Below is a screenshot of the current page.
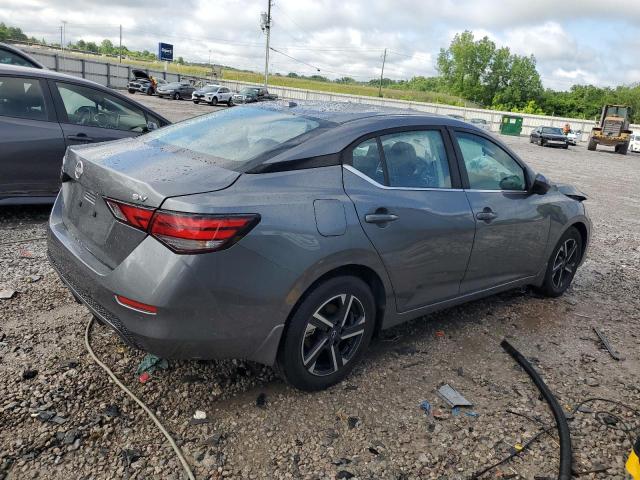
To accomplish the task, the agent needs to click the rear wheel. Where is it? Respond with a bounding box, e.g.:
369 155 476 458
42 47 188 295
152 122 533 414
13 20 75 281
537 227 582 297
587 138 597 151
277 276 376 391
128 89 136 94
227 97 233 106
193 100 199 104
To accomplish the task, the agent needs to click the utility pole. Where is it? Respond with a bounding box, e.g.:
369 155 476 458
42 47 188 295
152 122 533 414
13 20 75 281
59 25 63 52
378 48 387 98
261 0 273 87
119 24 122 63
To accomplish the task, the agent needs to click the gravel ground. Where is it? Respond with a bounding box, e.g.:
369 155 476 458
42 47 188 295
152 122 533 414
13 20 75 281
1 101 639 480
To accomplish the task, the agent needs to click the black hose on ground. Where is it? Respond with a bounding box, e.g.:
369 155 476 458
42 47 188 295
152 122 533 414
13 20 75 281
500 339 572 480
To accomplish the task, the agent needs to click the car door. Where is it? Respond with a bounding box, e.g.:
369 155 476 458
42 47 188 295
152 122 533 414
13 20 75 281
50 80 150 146
343 128 476 312
219 87 230 101
0 75 66 198
452 129 550 293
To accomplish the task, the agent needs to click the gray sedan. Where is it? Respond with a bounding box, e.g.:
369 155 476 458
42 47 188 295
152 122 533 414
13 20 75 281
0 65 170 205
48 102 591 391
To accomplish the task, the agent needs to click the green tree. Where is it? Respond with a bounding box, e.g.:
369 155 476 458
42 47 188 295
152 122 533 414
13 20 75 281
99 39 114 54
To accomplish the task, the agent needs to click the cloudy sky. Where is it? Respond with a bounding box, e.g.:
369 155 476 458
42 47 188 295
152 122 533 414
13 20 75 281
1 0 639 90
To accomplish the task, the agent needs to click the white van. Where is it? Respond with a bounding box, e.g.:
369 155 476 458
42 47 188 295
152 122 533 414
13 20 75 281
630 133 640 153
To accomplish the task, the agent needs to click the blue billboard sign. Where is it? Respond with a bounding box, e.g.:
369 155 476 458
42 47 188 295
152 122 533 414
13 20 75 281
158 42 174 62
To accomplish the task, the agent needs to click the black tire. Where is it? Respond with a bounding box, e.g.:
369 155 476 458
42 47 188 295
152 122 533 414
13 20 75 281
173 92 180 100
587 138 597 151
210 97 218 106
128 89 136 94
277 276 376 391
616 143 629 155
193 100 199 104
536 227 582 298
227 97 233 106
563 144 569 149
538 137 544 147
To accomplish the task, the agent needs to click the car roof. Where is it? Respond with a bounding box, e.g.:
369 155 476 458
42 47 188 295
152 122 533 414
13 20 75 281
0 64 170 124
0 43 46 69
247 99 472 126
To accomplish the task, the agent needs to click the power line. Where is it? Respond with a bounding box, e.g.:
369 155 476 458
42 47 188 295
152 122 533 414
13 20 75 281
269 47 320 72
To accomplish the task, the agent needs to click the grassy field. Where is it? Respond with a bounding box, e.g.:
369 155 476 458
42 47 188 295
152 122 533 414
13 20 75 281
45 48 471 107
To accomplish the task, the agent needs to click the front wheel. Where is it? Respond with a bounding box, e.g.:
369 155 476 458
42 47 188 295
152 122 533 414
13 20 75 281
210 97 218 106
128 89 136 94
538 137 544 147
536 227 582 297
227 97 233 106
173 92 180 100
277 276 376 391
587 138 597 151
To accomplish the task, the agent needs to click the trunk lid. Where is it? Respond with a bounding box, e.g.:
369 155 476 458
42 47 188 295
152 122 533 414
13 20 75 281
60 137 240 267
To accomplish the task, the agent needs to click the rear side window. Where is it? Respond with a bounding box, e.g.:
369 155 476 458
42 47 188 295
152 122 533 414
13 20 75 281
55 82 148 132
380 130 452 188
0 76 47 121
351 138 384 184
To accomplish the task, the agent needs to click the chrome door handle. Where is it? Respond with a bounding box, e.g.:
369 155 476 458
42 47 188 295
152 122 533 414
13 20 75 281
365 213 399 224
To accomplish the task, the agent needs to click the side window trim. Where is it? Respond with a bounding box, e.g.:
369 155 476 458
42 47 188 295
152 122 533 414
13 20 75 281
343 125 462 189
449 127 530 191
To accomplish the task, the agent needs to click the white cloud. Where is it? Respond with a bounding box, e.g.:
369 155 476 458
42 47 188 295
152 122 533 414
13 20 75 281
0 0 637 89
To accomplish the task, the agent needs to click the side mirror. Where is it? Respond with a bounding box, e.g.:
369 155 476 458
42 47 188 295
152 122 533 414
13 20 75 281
531 173 551 195
146 121 159 131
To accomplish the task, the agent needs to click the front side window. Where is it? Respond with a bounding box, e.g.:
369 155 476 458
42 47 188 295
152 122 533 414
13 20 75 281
55 82 148 132
0 76 47 120
380 130 452 188
456 132 526 191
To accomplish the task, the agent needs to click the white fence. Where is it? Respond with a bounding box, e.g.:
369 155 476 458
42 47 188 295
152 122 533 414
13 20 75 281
23 47 639 139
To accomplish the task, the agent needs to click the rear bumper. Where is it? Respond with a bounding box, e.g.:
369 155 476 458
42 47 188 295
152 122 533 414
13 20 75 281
47 194 286 364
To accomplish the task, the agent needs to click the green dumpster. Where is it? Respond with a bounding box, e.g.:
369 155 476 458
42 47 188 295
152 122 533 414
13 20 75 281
500 115 523 136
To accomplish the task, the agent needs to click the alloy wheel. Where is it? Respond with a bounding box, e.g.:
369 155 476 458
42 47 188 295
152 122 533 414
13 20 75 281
301 294 366 377
551 238 579 289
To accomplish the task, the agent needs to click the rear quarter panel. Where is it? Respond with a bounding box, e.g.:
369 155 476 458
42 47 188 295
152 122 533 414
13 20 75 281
161 165 394 330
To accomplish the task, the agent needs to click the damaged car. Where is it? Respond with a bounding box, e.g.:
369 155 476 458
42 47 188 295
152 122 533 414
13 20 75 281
127 69 166 95
48 101 591 391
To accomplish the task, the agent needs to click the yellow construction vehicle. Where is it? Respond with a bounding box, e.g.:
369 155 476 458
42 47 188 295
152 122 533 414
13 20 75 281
587 104 633 154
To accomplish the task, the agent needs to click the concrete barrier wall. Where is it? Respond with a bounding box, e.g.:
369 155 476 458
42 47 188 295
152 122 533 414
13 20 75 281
24 49 640 138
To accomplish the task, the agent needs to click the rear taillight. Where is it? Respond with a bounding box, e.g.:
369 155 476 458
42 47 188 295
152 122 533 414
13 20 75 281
104 198 259 254
149 211 259 253
105 199 154 230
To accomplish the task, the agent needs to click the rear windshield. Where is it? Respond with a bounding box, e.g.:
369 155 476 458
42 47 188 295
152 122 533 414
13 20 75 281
144 106 331 171
542 127 563 134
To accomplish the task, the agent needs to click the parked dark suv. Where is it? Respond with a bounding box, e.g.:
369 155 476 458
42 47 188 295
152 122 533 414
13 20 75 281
0 65 170 205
